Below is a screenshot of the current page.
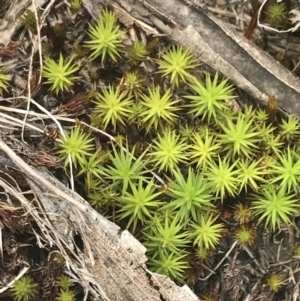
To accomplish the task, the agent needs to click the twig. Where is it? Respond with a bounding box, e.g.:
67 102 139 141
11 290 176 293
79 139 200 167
26 98 75 190
21 0 43 143
0 266 30 293
21 47 33 143
199 240 238 281
32 0 43 84
0 140 86 212
0 102 166 187
243 245 266 274
257 0 294 33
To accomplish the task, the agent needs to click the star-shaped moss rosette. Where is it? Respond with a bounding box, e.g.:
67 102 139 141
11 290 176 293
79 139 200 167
93 85 133 130
77 150 108 191
56 289 75 301
143 212 190 257
148 129 189 173
86 8 125 62
269 147 300 194
58 126 94 169
0 67 10 95
117 179 162 232
189 213 224 250
55 274 74 290
185 73 234 123
234 225 256 246
42 53 80 94
148 250 188 283
218 111 261 159
125 41 149 64
252 184 300 231
163 167 214 223
121 71 145 99
139 86 180 132
10 275 38 301
265 2 287 26
233 202 253 224
237 158 267 192
188 127 221 170
279 115 300 142
103 144 149 193
206 156 240 201
156 45 199 87
266 274 287 292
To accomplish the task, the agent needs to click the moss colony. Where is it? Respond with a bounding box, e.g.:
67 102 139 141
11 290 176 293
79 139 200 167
53 7 300 283
3 4 300 298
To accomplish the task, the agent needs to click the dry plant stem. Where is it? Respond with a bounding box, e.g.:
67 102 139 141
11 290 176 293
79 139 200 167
0 222 2 264
243 245 266 274
199 240 238 281
22 98 74 189
0 143 95 275
285 264 296 285
32 0 43 84
276 237 283 262
269 259 293 267
293 220 300 238
0 104 78 123
243 295 252 301
21 46 34 144
0 266 29 294
0 170 23 194
0 148 96 294
0 103 165 187
21 0 44 142
292 278 300 301
201 263 215 274
0 175 105 299
257 0 292 33
289 222 295 252
0 177 70 255
0 113 44 134
0 140 87 212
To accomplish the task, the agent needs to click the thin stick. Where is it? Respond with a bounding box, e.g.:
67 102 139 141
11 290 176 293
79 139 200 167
21 40 34 143
0 140 87 212
0 103 166 187
27 98 75 190
257 0 294 33
21 0 43 142
199 240 238 281
31 0 43 84
0 266 29 293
